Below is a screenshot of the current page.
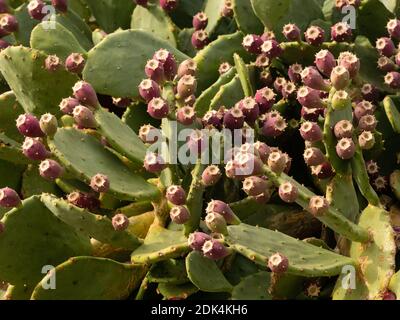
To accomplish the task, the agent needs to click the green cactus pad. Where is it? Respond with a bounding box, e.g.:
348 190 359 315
390 170 400 201
209 74 244 110
131 5 178 47
0 46 79 116
122 103 160 134
232 0 264 35
0 159 24 195
0 133 31 165
3 284 32 300
186 251 233 293
0 91 24 142
131 226 190 264
83 30 188 99
234 53 254 97
388 271 400 299
177 28 197 57
41 194 142 250
0 196 92 287
383 96 400 134
231 271 272 300
148 259 188 285
269 273 304 300
49 128 160 201
157 282 199 300
31 256 146 300
226 223 356 277
13 3 40 47
94 107 147 166
194 31 251 92
203 0 227 34
21 165 61 198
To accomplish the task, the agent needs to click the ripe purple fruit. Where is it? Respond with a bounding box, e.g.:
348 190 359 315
166 185 186 205
279 182 298 203
16 114 44 137
51 0 68 12
177 75 197 99
338 52 360 78
300 122 323 142
223 107 244 130
0 14 18 34
311 162 335 179
0 0 9 13
261 40 283 59
0 38 10 50
301 107 324 122
22 137 50 161
144 152 166 173
382 291 397 300
361 84 379 102
72 105 97 128
202 240 230 260
191 30 209 50
221 0 233 18
297 86 323 108
282 82 297 99
192 12 208 30
139 124 159 144
60 97 80 115
39 159 63 181
188 232 212 251
336 138 355 160
243 176 268 197
0 187 21 208
67 191 100 211
255 87 276 114
28 0 46 20
177 59 197 78
262 112 287 137
378 56 396 72
288 64 303 84
242 34 263 54
358 115 377 131
206 200 239 225
304 147 325 167
202 165 222 186
268 151 287 174
254 141 271 163
112 97 131 108
331 22 352 42
44 55 63 72
334 120 353 139
315 50 336 77
138 79 161 102
238 97 259 124
153 49 177 80
282 23 301 41
301 67 328 91
170 206 190 224
376 37 396 57
202 110 222 129
358 131 375 150
354 100 375 121
387 19 400 40
176 106 196 126
160 0 178 12
145 59 165 83
112 214 129 231
147 97 169 119
39 113 58 136
330 66 350 90
305 26 325 46
259 69 273 86
73 81 99 108
90 174 110 193
65 53 85 74
385 71 400 89
268 253 289 273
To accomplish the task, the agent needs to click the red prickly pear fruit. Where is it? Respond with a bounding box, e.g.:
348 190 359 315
268 253 289 273
72 105 97 128
268 151 287 174
44 55 63 72
300 122 323 142
202 110 222 129
177 59 197 78
60 97 80 115
311 162 335 179
51 0 68 12
358 115 377 131
387 19 400 40
334 120 353 139
378 56 396 72
192 12 208 30
259 69 273 86
28 0 46 20
304 147 325 167
243 176 268 197
301 67 329 91
206 200 238 224
254 141 271 163
301 107 324 122
22 137 50 161
177 75 197 99
279 182 298 203
288 64 303 84
16 114 44 137
191 29 209 50
336 138 355 160
184 94 196 107
330 66 350 90
0 0 9 13
170 206 190 224
202 165 222 187
304 26 325 46
273 77 286 94
238 97 259 124
144 152 166 173
147 97 169 119
188 232 212 251
186 130 206 155
0 14 18 34
67 191 100 211
242 34 263 54
282 23 301 41
166 185 186 206
135 0 148 7
218 62 232 75
255 53 271 69
262 112 287 137
111 214 130 231
138 79 161 103
0 187 21 208
139 124 159 144
234 152 264 178
90 174 110 193
39 113 58 136
358 131 375 150
39 159 63 181
255 87 276 114
308 196 329 217
65 53 85 74
338 52 360 78
202 240 230 260
331 22 352 42
366 160 379 176
223 106 244 130
153 49 177 80
205 212 228 234
261 39 283 59
0 38 10 50
73 81 99 108
159 0 178 12
221 0 233 18
315 50 336 77
385 71 400 89
282 82 297 99
354 100 375 121
112 97 131 108
253 189 271 204
376 37 396 57
145 59 165 83
177 106 196 126
297 86 323 108
382 291 397 300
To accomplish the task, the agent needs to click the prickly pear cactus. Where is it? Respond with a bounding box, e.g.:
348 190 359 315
0 0 399 301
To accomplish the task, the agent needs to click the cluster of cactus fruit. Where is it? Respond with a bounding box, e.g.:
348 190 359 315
1 0 400 301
